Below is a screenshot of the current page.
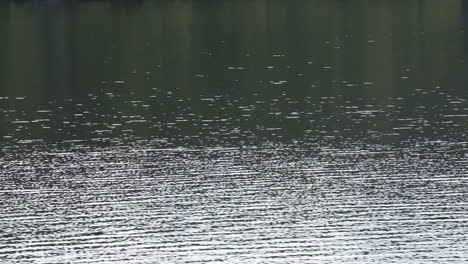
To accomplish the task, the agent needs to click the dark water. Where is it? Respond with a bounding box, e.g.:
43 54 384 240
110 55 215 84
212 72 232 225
0 0 467 263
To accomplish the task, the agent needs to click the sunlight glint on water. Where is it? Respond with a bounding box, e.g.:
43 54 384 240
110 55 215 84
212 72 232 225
0 0 467 263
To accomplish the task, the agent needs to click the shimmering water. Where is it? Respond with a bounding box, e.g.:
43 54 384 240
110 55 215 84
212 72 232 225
1 0 467 263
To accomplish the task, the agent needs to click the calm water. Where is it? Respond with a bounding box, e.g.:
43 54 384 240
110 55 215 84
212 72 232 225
0 0 467 263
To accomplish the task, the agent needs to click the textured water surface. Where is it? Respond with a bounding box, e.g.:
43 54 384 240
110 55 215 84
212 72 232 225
1 0 468 263
1 91 467 263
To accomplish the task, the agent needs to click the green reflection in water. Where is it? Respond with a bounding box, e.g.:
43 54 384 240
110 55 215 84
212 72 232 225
0 0 465 99
0 0 466 146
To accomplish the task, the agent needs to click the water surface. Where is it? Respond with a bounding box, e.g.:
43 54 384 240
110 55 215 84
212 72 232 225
0 0 467 263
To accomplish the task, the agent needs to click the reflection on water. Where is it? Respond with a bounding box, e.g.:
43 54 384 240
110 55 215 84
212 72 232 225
0 0 467 263
0 0 466 101
1 145 467 263
0 88 467 148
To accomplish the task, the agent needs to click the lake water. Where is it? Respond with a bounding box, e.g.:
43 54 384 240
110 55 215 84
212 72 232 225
0 0 467 263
